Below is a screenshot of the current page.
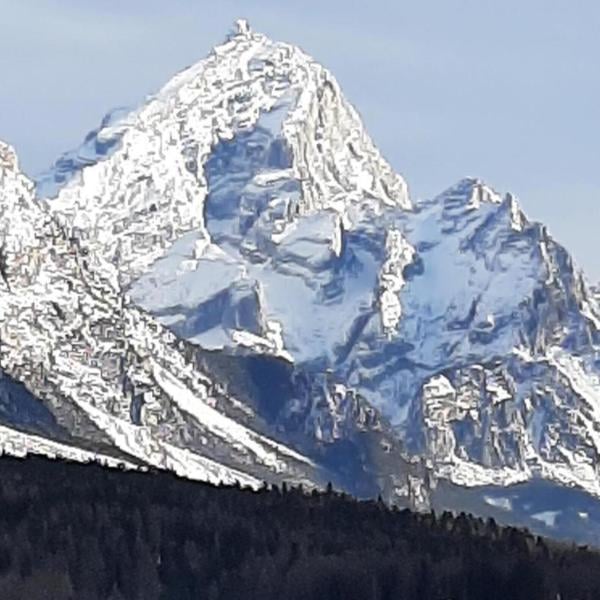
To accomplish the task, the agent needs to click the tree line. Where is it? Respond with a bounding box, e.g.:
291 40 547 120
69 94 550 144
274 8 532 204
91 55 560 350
0 454 598 599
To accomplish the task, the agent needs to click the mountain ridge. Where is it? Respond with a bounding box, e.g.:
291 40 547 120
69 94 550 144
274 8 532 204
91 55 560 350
1 21 600 544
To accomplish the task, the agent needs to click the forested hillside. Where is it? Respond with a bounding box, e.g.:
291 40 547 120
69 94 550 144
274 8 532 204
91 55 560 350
0 455 599 599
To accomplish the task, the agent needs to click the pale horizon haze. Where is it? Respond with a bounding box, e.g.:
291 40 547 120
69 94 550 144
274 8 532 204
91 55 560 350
1 0 599 278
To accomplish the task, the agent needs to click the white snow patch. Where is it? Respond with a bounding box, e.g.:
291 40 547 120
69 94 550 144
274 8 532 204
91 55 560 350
0 424 136 469
531 510 561 528
437 457 530 488
76 399 260 488
379 228 415 335
483 495 512 511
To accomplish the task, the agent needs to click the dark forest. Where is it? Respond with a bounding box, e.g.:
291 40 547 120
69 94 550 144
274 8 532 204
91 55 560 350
0 455 599 599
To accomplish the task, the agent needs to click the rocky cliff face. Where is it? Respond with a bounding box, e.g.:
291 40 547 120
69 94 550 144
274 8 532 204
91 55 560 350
0 139 328 491
2 20 600 542
0 136 421 505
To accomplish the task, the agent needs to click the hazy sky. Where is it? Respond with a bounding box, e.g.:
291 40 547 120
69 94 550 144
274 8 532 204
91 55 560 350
1 0 599 278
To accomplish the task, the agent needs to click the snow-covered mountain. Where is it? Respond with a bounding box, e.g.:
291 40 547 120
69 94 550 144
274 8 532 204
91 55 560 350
0 131 421 503
3 20 600 543
0 139 326 490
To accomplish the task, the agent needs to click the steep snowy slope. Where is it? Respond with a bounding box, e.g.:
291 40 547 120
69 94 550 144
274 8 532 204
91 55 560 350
0 140 326 490
1 133 425 503
26 21 600 538
42 20 408 286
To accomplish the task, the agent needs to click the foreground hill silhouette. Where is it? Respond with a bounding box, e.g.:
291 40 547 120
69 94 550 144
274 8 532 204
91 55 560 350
0 455 599 599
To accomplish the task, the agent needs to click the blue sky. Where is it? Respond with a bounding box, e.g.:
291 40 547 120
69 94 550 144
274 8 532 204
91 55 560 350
1 0 599 278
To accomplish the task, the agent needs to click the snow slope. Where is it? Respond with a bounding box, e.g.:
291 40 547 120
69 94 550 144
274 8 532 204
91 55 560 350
0 139 322 491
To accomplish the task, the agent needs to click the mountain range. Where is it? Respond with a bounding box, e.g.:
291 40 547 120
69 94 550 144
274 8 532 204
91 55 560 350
2 20 600 545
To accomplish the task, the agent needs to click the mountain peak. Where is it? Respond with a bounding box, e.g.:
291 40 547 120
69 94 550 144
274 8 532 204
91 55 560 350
448 177 503 205
234 18 251 36
0 141 18 174
0 140 35 200
41 27 410 285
